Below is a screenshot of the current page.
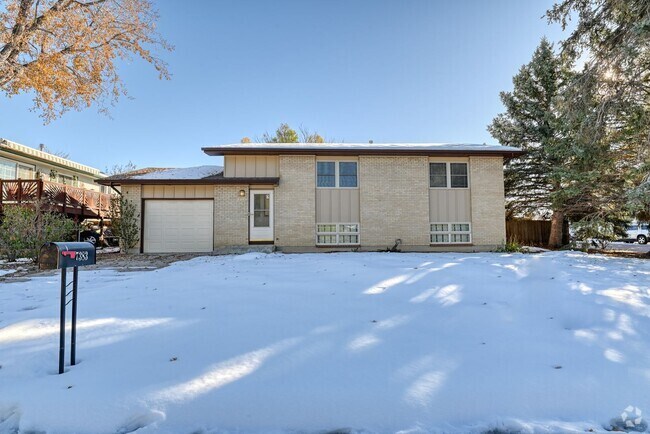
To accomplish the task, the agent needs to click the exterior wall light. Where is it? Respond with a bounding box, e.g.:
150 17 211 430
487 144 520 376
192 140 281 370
239 189 246 197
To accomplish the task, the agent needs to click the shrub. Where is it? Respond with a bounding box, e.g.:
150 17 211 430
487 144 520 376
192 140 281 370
38 210 78 251
497 237 522 253
0 203 76 262
109 196 140 253
572 217 627 250
0 206 33 261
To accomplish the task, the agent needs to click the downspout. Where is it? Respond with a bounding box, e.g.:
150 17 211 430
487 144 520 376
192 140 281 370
110 183 122 196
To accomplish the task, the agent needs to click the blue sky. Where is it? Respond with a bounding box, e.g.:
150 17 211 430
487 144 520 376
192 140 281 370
0 0 567 171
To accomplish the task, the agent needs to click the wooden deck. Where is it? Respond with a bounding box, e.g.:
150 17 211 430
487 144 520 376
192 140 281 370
0 179 112 219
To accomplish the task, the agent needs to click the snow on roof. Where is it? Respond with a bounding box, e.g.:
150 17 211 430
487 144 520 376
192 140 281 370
131 165 224 180
203 142 522 154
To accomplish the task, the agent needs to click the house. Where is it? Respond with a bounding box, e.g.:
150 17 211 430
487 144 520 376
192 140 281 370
0 138 112 218
0 138 107 191
97 143 523 253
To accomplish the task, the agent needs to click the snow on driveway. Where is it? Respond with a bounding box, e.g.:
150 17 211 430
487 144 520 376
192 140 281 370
0 252 649 433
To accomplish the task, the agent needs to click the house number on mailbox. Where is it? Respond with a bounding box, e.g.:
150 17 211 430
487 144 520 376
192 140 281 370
62 250 89 261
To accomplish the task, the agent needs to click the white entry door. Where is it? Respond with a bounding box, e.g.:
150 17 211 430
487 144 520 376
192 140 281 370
249 190 274 242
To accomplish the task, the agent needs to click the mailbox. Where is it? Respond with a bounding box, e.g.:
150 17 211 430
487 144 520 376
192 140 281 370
39 241 96 374
39 242 96 270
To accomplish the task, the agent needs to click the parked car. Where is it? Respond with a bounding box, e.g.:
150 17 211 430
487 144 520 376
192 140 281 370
622 221 648 244
79 219 119 248
79 229 100 246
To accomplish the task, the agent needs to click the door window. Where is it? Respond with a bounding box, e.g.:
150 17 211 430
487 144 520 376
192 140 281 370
253 193 270 227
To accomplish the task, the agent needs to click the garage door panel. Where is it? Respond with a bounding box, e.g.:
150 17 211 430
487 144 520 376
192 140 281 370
144 200 214 253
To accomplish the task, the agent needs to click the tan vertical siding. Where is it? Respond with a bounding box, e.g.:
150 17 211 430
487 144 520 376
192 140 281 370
142 185 213 199
429 189 472 222
316 189 360 223
224 155 279 177
314 156 361 223
224 156 236 177
245 157 255 175
428 156 472 222
275 155 315 246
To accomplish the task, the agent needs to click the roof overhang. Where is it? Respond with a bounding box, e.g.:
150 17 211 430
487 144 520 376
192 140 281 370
95 177 280 186
1 142 104 178
202 146 524 158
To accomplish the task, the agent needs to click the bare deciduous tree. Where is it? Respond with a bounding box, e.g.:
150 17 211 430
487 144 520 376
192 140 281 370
106 161 137 176
299 125 325 143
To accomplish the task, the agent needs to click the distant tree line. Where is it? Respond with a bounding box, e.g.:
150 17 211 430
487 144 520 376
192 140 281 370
490 0 650 247
241 123 333 144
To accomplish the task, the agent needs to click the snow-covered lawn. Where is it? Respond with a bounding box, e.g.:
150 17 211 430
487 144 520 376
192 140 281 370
1 252 649 434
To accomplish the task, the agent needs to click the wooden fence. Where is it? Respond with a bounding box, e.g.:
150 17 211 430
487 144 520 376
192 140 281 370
506 219 552 246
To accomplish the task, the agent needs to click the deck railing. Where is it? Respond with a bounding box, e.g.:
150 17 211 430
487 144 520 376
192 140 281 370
0 179 112 218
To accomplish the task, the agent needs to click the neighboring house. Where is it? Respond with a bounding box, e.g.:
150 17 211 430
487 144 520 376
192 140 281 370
0 138 107 191
97 143 522 253
0 138 111 218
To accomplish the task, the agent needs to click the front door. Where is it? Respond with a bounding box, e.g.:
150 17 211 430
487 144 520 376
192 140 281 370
249 190 274 242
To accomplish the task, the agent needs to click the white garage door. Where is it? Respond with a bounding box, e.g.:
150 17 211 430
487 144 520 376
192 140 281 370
144 200 214 253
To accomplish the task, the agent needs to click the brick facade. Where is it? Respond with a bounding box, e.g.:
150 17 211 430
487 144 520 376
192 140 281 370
213 185 249 246
469 156 506 247
275 155 316 247
125 154 507 253
359 156 430 247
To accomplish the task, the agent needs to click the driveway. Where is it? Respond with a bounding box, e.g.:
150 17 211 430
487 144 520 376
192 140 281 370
606 241 650 254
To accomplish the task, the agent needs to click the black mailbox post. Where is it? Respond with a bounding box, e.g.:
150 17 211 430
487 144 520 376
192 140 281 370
40 242 96 374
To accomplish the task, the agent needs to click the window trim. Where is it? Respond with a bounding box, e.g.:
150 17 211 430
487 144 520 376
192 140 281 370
429 162 470 190
430 222 472 245
316 223 361 246
316 161 336 188
58 174 76 186
316 161 359 189
16 163 36 180
0 159 17 179
0 157 38 180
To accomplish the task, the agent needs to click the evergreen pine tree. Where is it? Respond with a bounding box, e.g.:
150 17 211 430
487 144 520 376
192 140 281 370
488 39 570 246
554 69 645 241
548 0 650 222
491 38 645 247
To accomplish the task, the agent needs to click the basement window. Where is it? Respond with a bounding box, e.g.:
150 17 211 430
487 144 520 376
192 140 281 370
430 223 471 244
317 223 360 245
